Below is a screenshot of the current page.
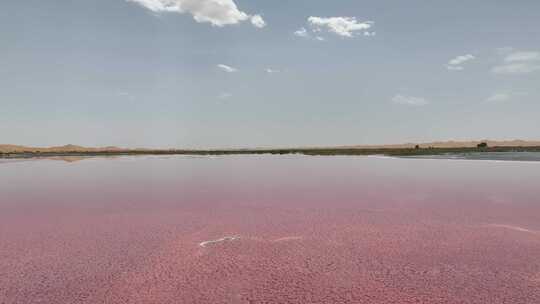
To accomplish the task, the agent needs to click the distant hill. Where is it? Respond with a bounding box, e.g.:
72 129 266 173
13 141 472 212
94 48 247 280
0 144 124 153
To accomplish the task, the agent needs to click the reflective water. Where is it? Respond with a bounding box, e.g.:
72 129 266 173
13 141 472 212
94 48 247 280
1 155 539 303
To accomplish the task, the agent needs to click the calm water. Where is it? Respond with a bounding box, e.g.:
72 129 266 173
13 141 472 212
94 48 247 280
401 151 540 162
1 155 539 303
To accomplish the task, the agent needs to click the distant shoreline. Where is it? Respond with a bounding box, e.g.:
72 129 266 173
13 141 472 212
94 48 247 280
2 146 540 159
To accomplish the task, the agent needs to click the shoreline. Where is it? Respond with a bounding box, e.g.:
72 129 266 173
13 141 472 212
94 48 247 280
2 146 540 159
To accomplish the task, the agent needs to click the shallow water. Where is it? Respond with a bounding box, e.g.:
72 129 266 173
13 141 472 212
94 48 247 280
1 155 539 303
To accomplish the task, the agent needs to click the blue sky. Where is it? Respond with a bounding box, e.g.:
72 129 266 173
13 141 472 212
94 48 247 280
2 0 540 148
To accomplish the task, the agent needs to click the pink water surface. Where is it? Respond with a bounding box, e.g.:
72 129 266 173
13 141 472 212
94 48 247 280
1 155 539 303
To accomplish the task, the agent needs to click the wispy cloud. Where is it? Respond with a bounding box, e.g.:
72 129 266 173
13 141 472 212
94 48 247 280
485 91 526 102
486 93 511 102
504 51 540 62
127 0 266 28
293 28 326 41
446 54 475 71
217 64 238 73
293 27 309 38
492 64 540 74
116 90 136 101
218 92 232 100
392 95 429 106
496 47 514 55
265 68 279 74
492 50 540 75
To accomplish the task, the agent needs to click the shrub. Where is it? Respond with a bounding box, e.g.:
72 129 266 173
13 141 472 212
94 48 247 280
477 142 488 148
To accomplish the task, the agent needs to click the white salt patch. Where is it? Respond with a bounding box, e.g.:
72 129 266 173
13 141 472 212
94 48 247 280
199 236 240 247
487 224 537 234
272 236 303 242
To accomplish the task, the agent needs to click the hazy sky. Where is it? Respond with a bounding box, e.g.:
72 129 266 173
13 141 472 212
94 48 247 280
2 0 540 148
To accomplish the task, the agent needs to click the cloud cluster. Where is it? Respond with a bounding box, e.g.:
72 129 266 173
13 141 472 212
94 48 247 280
308 17 373 37
127 2 537 107
446 54 475 71
127 0 265 28
492 51 540 75
392 95 429 106
295 16 374 39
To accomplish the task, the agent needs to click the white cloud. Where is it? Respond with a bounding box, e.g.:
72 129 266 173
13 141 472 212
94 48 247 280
250 14 266 28
492 63 540 75
392 95 429 106
217 64 237 73
492 50 540 75
127 0 179 12
486 93 511 102
504 51 540 62
448 54 475 65
127 0 265 28
307 17 373 37
294 27 309 38
265 68 279 73
315 36 325 41
446 54 475 71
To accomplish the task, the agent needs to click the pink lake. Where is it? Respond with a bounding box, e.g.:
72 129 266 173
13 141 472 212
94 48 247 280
1 155 539 303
